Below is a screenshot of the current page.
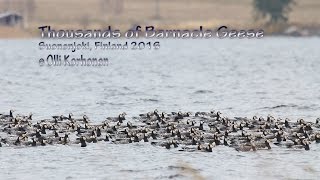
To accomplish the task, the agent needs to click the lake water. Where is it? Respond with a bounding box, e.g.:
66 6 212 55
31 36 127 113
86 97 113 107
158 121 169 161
0 38 319 179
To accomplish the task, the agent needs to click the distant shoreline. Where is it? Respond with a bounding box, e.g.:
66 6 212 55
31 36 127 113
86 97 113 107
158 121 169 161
1 24 319 39
1 0 320 38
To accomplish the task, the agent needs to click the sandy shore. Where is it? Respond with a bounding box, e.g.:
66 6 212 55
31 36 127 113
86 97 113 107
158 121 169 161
0 0 319 38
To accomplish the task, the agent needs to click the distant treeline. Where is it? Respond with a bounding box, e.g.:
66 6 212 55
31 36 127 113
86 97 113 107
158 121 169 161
253 0 295 24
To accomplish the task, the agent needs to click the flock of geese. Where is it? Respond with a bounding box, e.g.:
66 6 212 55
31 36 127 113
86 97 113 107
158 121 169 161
0 110 319 152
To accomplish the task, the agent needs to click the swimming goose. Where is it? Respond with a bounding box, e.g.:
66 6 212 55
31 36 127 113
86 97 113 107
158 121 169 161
284 119 291 128
13 137 21 146
40 139 46 146
80 136 87 147
31 138 37 146
205 143 214 152
315 133 320 143
256 140 271 150
235 141 256 152
1 110 14 119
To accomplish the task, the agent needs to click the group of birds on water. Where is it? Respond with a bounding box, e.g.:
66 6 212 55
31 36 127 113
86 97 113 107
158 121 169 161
0 109 319 152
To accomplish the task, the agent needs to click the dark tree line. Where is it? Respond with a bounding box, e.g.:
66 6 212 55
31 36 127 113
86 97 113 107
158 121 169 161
253 0 295 24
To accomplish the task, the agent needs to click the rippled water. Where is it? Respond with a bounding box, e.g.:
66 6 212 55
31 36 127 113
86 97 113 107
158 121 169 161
0 38 320 179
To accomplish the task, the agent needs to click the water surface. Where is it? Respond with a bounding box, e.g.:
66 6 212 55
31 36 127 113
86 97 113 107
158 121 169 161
0 38 319 179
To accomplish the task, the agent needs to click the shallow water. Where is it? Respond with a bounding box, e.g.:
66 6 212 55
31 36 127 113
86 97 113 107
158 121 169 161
0 38 320 179
1 143 320 180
